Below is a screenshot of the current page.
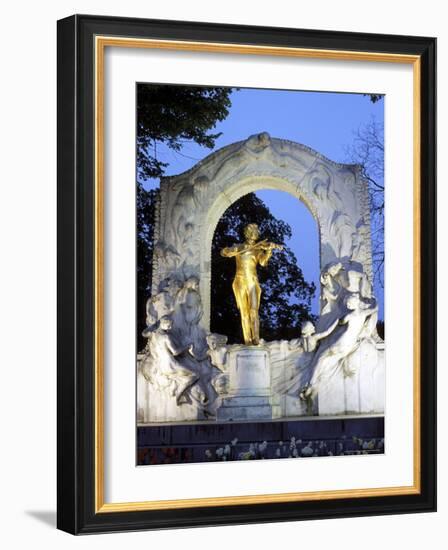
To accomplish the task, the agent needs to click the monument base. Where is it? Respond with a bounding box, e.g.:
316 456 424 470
216 344 280 422
137 416 385 465
217 395 282 421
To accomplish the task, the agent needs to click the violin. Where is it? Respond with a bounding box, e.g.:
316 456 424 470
236 239 284 255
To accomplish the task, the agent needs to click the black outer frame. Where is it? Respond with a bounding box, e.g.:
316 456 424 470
57 14 436 535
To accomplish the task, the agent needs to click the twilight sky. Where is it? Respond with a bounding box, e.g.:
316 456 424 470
142 87 384 318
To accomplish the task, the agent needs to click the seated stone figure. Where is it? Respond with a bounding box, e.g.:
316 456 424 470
144 276 181 332
142 316 205 406
302 293 378 400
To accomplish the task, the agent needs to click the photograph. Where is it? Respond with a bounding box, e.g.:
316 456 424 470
136 84 386 466
55 13 436 533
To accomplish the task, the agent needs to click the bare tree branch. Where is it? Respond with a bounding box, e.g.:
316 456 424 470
345 117 384 289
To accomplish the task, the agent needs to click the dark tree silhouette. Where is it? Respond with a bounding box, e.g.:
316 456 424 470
345 118 384 287
137 84 233 180
137 84 234 350
211 193 316 344
364 94 384 104
137 186 158 350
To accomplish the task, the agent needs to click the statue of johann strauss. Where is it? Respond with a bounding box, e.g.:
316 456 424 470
220 223 283 345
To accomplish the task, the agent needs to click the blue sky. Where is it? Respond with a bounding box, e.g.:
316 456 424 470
142 87 384 318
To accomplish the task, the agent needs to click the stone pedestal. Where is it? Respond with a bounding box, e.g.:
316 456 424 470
217 345 281 421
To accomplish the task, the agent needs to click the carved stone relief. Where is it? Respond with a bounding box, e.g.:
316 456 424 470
138 133 382 423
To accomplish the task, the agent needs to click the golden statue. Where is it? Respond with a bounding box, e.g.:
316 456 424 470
220 223 283 345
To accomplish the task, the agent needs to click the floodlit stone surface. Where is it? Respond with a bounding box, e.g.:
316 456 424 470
137 133 384 423
217 346 282 421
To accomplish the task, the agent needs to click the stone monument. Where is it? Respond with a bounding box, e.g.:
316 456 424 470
137 133 385 424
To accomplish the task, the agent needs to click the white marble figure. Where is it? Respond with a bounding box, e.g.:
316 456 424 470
153 241 180 271
311 164 342 208
140 273 223 420
182 348 221 417
321 266 342 316
318 261 373 331
173 276 202 325
206 333 229 371
351 218 369 260
194 333 231 399
317 264 344 333
303 293 378 400
170 175 209 254
142 316 204 406
337 263 373 300
276 319 338 406
333 261 373 299
300 319 339 353
144 276 181 330
329 211 355 258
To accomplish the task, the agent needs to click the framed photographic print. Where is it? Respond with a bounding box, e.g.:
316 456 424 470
57 14 436 534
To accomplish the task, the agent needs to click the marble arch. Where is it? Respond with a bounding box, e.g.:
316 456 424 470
202 176 320 329
151 132 373 330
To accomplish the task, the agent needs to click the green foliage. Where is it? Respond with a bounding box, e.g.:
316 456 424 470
211 193 316 344
137 84 233 180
